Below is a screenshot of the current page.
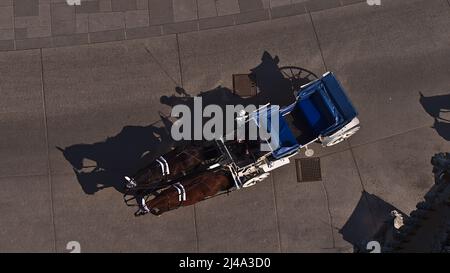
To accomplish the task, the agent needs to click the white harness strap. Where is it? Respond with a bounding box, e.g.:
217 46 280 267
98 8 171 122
173 183 186 202
156 158 165 176
159 156 170 175
140 197 149 212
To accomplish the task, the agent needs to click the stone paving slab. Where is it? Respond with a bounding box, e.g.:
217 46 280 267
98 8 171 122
195 179 280 252
352 126 450 215
177 14 325 96
312 0 450 147
197 0 217 19
271 161 333 252
320 150 364 251
0 0 369 51
0 49 48 177
41 36 180 175
0 175 54 252
52 173 197 252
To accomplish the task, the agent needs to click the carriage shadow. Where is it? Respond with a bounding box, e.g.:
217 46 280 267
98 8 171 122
419 92 450 141
159 51 314 138
160 51 296 109
59 51 316 195
58 114 176 195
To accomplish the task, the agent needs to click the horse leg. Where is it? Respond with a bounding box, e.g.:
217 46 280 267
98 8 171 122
147 195 172 216
134 192 151 216
146 189 179 216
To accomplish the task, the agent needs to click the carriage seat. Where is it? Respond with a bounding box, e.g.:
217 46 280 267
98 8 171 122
271 115 300 159
251 105 300 160
296 89 336 136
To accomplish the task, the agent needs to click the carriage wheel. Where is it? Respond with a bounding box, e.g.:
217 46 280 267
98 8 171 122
279 66 319 93
325 126 360 147
242 173 270 188
325 136 346 147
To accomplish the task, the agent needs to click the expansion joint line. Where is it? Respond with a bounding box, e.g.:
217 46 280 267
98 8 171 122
308 11 328 72
40 48 57 253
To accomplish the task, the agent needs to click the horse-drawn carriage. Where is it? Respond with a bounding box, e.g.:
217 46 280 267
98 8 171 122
124 71 360 216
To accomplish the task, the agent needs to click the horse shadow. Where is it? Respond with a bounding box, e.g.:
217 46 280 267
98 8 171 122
58 114 176 195
419 92 450 141
249 51 296 107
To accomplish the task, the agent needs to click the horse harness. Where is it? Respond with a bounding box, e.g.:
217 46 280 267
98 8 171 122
161 182 187 211
155 156 170 176
156 154 195 197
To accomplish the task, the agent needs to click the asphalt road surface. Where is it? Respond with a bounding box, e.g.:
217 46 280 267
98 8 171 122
1 0 450 252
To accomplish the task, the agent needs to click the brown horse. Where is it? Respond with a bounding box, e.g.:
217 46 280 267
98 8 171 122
136 170 233 216
125 142 223 189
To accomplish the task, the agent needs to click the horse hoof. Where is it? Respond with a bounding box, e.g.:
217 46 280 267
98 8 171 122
135 209 149 217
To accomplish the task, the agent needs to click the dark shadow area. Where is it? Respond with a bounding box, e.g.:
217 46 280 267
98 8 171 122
160 51 318 140
249 52 295 107
342 155 450 253
420 92 450 141
340 191 407 252
432 118 450 141
60 50 318 195
58 114 176 195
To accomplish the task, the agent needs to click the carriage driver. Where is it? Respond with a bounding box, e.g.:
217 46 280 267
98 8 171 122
234 123 263 161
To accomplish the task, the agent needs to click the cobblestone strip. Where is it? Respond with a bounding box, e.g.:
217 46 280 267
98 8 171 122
0 0 367 51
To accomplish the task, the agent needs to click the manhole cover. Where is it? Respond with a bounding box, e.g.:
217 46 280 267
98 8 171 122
295 157 322 182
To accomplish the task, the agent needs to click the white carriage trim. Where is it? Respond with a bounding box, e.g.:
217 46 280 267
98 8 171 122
262 157 290 172
319 117 360 146
207 163 220 170
159 156 170 175
227 164 242 189
156 158 166 176
249 116 276 153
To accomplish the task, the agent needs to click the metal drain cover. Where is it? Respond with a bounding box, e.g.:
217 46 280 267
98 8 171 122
232 74 257 98
295 157 322 182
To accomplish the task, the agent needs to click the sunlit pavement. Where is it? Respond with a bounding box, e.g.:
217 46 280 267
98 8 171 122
1 0 450 252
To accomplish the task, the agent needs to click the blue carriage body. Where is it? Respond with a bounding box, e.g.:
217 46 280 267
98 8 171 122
253 72 359 159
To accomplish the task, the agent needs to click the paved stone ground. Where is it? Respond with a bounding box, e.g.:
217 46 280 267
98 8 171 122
0 0 450 252
0 0 370 51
